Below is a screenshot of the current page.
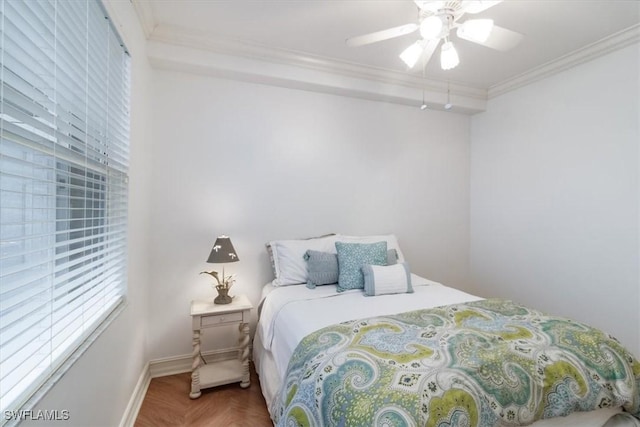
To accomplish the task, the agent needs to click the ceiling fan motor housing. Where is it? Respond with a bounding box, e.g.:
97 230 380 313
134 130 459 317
419 3 465 40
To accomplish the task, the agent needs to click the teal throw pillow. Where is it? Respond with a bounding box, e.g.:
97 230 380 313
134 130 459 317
304 249 399 290
304 250 339 289
335 241 387 292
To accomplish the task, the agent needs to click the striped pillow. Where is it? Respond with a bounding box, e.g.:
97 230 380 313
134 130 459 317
361 263 413 296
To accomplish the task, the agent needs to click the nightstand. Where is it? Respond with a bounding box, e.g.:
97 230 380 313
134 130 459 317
189 294 253 399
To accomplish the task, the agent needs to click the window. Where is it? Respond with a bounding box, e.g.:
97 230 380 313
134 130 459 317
0 0 130 414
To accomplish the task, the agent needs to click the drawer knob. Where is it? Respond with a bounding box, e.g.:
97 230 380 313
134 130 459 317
220 317 225 321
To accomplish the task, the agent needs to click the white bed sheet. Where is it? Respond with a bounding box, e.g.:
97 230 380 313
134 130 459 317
254 277 630 427
256 274 480 377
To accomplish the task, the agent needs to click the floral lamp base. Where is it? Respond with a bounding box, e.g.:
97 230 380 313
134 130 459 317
214 288 233 304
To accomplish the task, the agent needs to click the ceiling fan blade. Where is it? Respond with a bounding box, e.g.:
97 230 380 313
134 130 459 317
457 19 494 43
457 24 523 51
346 23 418 47
461 0 503 14
414 1 445 13
417 38 440 69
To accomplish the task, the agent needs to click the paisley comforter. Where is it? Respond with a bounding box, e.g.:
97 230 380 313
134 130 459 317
272 299 640 427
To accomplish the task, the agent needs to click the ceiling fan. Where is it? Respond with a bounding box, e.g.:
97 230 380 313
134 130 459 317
346 0 523 71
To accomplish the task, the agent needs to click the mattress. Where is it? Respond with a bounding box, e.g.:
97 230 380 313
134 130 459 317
253 277 638 427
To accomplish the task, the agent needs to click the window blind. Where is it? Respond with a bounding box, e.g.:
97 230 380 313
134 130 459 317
0 0 130 414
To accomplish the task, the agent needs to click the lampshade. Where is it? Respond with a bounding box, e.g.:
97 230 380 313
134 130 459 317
440 41 460 70
206 235 239 264
457 19 494 43
399 40 425 68
419 16 442 40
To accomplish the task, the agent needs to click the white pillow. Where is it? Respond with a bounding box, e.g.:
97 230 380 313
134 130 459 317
268 235 339 286
267 233 407 287
362 263 413 296
338 234 406 262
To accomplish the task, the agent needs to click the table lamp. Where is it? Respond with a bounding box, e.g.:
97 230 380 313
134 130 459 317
201 235 239 304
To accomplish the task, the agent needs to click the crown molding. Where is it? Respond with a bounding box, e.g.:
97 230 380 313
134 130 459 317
131 0 157 38
148 24 487 101
147 39 487 114
488 24 640 99
146 24 487 113
133 3 638 109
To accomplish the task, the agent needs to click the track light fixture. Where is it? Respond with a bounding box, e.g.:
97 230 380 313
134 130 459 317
420 64 428 110
444 81 452 110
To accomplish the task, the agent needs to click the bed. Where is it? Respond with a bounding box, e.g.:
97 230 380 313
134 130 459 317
253 234 640 427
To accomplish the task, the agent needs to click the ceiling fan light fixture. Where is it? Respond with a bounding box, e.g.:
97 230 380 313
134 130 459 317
457 19 494 43
419 16 443 40
399 40 425 68
440 41 459 70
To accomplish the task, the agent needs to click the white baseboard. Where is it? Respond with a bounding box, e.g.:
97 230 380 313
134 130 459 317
118 346 250 426
119 362 151 427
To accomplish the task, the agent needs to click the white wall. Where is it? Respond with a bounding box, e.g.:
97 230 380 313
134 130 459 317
470 43 639 355
11 3 638 424
22 1 153 425
147 70 471 360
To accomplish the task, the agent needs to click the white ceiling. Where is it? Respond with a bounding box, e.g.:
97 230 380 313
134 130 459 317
138 0 640 91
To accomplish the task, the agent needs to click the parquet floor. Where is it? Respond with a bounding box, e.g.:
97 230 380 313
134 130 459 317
134 363 272 427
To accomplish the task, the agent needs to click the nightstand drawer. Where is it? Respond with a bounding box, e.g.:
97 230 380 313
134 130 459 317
201 311 243 326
